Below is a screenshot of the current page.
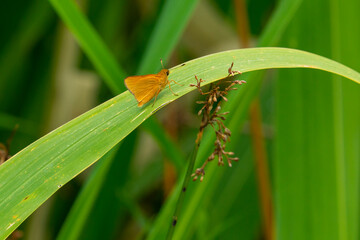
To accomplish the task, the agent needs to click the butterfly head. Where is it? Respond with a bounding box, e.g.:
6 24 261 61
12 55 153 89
159 69 169 77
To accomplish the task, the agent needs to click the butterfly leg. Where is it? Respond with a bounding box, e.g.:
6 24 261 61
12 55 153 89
169 79 183 86
151 89 161 107
168 80 183 96
168 82 179 96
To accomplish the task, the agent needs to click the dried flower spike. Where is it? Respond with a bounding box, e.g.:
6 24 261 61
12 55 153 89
190 63 245 181
228 62 242 77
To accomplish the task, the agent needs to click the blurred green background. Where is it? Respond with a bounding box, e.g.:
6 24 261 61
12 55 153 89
0 0 359 239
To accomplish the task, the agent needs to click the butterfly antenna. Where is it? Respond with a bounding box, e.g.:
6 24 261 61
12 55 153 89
160 58 166 69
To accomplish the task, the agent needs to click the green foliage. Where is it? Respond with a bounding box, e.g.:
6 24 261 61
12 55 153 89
0 47 359 239
275 0 360 239
0 0 359 239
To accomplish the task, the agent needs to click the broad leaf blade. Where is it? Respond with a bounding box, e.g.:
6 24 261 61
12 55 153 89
0 47 359 239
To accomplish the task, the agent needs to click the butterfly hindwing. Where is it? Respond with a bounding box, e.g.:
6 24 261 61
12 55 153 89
124 74 162 107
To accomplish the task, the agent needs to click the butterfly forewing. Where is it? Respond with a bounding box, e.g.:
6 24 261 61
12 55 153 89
125 74 162 107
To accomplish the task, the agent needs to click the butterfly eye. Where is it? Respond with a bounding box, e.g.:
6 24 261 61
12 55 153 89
166 70 169 76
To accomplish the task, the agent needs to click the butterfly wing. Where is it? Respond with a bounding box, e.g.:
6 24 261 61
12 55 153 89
124 74 162 107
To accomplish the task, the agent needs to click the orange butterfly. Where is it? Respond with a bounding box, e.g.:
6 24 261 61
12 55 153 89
124 62 180 107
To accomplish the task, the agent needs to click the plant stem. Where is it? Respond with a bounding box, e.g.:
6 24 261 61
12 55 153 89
166 145 198 240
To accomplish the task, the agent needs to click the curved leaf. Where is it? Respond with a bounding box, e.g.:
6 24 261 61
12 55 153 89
0 47 359 239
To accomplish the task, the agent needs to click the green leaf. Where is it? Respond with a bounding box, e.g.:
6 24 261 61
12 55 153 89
0 47 359 239
56 145 120 240
275 0 360 239
49 1 195 237
48 0 187 173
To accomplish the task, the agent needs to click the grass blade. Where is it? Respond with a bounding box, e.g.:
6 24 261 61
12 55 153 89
49 0 187 173
0 48 359 239
56 145 120 240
